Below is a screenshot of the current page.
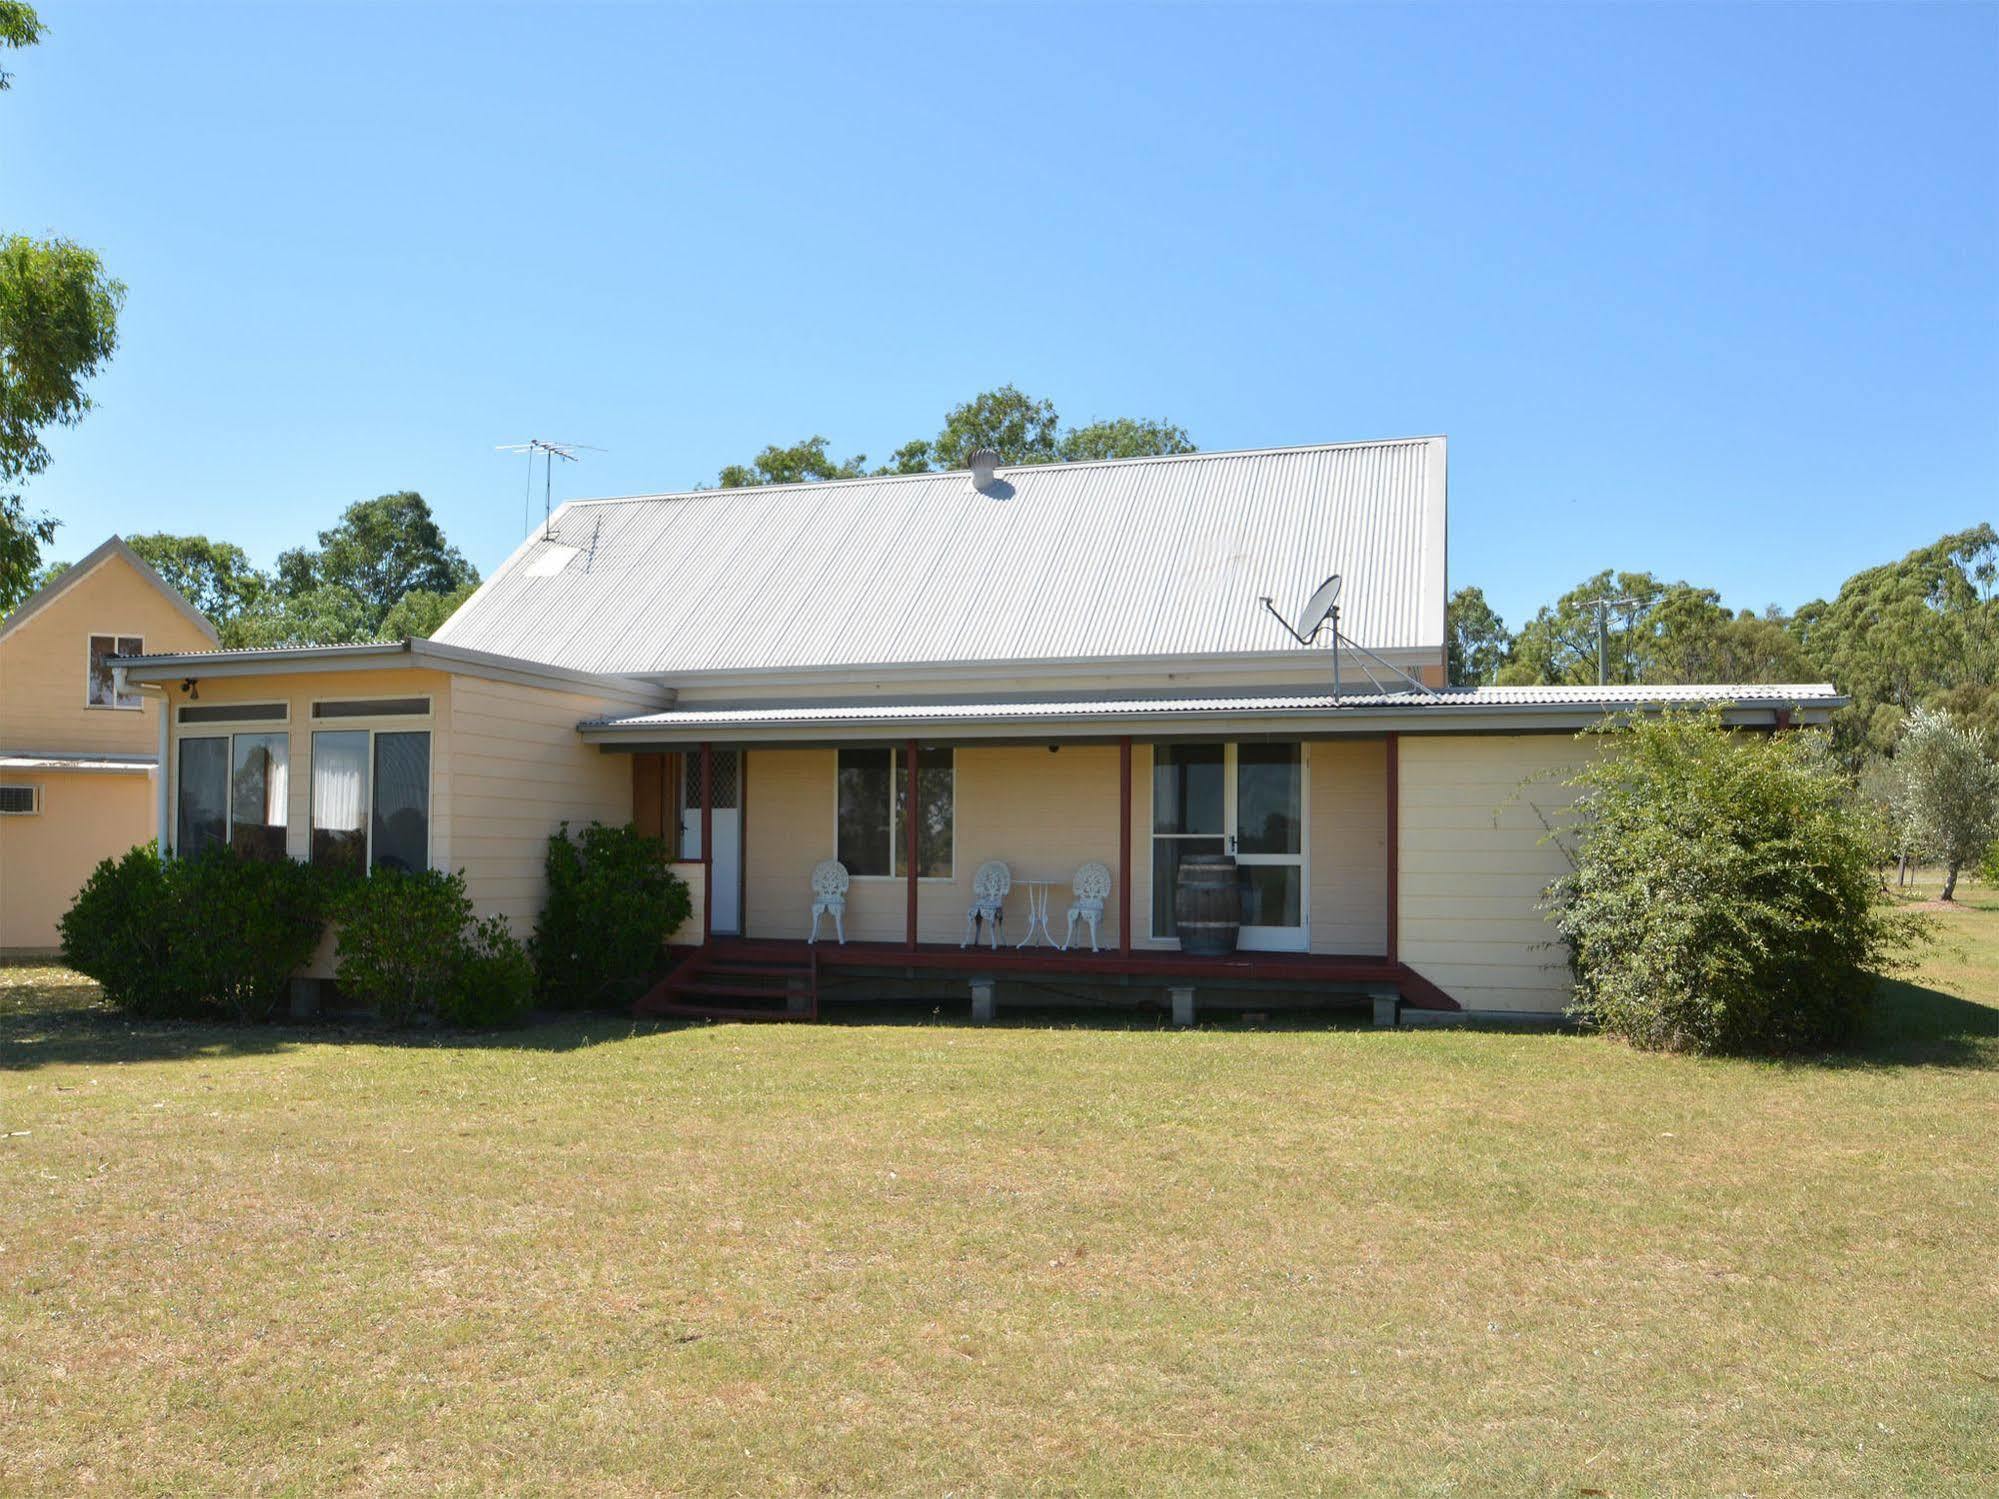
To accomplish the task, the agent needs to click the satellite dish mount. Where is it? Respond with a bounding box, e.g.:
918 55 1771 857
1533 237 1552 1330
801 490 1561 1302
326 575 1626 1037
1258 573 1436 701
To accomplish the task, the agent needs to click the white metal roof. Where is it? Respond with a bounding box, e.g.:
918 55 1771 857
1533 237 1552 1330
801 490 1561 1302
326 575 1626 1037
433 438 1448 677
579 683 1845 742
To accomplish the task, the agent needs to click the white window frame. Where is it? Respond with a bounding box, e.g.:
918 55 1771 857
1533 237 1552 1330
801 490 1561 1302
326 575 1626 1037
0 784 42 816
174 728 291 857
169 703 293 855
833 745 956 883
309 715 436 876
310 695 434 721
84 631 145 710
1146 740 1312 950
177 701 291 726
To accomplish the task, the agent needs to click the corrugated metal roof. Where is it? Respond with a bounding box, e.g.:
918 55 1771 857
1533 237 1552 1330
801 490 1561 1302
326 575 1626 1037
582 683 1845 733
433 438 1447 675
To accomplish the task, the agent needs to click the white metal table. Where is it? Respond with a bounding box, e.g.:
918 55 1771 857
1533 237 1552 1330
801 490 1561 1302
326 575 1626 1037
1014 878 1060 949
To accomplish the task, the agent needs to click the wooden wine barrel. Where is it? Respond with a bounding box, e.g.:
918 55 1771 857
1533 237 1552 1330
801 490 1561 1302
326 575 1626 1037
1175 853 1241 956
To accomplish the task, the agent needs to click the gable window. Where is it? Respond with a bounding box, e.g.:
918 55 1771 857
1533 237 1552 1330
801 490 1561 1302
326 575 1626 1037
176 732 289 859
87 635 144 708
311 729 430 875
835 746 953 878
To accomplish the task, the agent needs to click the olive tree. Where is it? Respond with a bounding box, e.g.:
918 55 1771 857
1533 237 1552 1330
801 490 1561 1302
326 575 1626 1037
1893 706 1999 901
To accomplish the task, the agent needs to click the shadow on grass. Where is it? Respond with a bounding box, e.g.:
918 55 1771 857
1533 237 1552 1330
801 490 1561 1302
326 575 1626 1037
1831 977 1999 1070
0 971 1383 1071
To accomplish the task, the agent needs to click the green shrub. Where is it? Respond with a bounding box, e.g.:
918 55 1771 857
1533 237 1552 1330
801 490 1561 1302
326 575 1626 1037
1547 711 1928 1055
61 844 332 1020
335 867 472 1025
59 844 187 1017
532 821 689 1009
441 914 534 1029
334 869 534 1028
172 847 332 1021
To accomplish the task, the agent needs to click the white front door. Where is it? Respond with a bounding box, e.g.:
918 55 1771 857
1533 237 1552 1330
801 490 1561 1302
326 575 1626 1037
1150 741 1309 952
680 751 742 936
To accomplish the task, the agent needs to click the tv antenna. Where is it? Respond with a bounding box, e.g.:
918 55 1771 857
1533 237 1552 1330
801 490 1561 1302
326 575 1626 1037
496 439 603 539
1259 573 1437 700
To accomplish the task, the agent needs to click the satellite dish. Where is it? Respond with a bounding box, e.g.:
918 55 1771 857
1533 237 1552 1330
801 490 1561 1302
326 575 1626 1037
1295 575 1342 643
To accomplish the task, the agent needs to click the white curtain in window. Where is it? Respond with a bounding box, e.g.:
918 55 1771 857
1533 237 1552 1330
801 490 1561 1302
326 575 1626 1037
312 732 367 832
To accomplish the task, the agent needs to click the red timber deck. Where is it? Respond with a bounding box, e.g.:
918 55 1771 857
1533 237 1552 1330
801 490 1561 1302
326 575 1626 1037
635 937 1459 1020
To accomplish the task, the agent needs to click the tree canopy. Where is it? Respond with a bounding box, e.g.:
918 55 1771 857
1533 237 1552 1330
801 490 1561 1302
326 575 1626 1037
714 385 1196 487
127 534 266 625
274 491 478 634
0 11 127 610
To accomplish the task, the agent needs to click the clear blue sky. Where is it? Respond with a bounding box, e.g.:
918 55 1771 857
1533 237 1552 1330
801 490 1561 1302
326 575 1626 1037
6 1 1994 630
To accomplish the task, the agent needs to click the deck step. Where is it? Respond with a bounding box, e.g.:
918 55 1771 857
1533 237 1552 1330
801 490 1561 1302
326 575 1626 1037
641 1000 814 1023
701 961 814 978
668 980 798 1001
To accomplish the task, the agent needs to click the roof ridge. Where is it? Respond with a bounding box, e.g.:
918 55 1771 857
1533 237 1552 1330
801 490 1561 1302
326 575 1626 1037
553 434 1447 511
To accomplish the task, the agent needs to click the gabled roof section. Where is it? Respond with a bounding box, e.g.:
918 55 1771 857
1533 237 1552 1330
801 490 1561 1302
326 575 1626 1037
433 437 1448 677
0 535 220 648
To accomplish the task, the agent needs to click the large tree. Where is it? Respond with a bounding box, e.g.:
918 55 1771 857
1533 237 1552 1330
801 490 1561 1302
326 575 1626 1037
713 386 1196 487
275 491 477 634
0 10 126 611
126 533 266 625
1790 525 1999 754
1445 585 1510 686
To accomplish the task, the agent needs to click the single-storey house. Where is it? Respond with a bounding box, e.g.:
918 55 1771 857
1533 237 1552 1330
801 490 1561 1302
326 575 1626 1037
116 437 1842 1022
0 537 220 955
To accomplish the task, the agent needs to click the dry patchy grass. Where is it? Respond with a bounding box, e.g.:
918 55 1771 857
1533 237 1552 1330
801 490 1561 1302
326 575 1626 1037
2 905 1996 1497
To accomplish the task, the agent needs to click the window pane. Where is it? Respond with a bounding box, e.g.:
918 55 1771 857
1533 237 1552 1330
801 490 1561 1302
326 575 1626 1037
1152 744 1224 834
1236 742 1302 855
311 730 369 875
836 748 892 877
1238 865 1302 928
176 737 229 855
1152 836 1225 938
372 732 430 874
229 732 289 861
892 748 954 878
87 635 116 706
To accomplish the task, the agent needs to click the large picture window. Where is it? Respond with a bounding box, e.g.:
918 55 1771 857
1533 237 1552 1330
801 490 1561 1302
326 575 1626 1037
311 729 430 875
836 746 953 878
87 634 143 708
176 732 289 859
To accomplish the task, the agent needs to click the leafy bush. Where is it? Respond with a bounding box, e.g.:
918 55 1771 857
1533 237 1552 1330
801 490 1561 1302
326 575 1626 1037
441 914 534 1029
1547 711 1928 1055
334 869 534 1029
58 844 186 1017
172 847 332 1021
61 844 332 1020
532 821 689 1009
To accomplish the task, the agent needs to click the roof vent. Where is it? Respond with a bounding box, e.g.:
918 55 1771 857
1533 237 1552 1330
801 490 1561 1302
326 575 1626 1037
968 448 1001 490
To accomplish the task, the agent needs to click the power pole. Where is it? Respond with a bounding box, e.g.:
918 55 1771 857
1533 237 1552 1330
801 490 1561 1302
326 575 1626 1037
1594 597 1640 685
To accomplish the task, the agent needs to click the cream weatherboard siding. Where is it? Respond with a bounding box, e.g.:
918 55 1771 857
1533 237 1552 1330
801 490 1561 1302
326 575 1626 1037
0 769 153 953
739 741 1387 955
1307 738 1389 955
1397 732 1595 1014
446 675 635 934
743 745 1127 947
0 551 210 759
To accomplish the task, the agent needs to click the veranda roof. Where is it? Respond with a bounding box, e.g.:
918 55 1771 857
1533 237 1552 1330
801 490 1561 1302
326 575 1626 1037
579 683 1846 746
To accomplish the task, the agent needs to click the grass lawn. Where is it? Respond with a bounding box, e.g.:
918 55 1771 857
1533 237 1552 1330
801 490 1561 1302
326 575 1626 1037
4 900 1996 1496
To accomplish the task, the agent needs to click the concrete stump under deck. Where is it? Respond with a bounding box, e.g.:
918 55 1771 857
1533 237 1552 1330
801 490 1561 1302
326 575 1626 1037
1371 989 1401 1028
969 978 996 1023
1168 985 1196 1027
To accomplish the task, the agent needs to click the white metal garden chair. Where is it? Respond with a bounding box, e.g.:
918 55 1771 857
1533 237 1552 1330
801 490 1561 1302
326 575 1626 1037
1062 861 1113 952
808 859 849 945
961 860 1012 949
